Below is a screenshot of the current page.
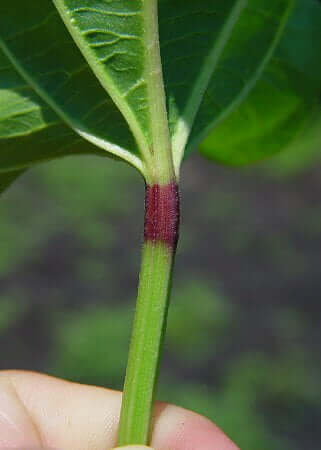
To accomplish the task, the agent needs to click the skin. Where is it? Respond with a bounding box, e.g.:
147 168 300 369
0 371 239 450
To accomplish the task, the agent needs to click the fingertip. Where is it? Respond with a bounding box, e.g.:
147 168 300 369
152 404 239 450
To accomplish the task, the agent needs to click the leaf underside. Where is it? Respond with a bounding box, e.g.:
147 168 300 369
160 0 294 166
200 0 321 165
0 0 319 191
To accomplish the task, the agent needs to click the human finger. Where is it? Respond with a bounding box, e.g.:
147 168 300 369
0 371 239 450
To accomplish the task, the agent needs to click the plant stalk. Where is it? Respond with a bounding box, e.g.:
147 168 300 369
117 181 180 446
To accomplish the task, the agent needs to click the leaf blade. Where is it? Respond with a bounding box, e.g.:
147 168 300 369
199 0 321 166
166 0 248 168
0 1 144 174
52 0 151 159
158 0 295 171
53 0 175 182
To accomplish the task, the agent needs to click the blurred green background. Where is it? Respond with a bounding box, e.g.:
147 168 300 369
0 140 321 449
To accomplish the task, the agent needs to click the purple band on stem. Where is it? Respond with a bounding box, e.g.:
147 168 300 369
144 182 180 250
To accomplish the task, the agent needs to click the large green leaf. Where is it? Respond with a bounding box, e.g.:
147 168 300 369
0 2 142 174
200 0 321 165
51 0 156 160
159 0 294 171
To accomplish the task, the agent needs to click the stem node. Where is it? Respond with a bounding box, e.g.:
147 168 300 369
144 182 180 250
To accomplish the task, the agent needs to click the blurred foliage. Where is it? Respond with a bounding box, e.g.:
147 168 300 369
163 316 321 450
50 281 231 383
0 156 140 276
48 279 321 450
166 281 231 362
0 296 26 334
0 140 320 449
263 112 321 176
52 306 132 387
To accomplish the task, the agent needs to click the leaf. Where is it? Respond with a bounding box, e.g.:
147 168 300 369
0 48 94 167
0 2 143 174
52 0 176 183
52 0 151 148
0 44 103 189
158 0 295 171
264 111 321 175
199 0 321 166
0 0 316 188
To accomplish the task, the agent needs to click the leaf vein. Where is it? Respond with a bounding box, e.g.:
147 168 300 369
70 7 141 18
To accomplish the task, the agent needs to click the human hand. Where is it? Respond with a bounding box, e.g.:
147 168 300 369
0 371 239 449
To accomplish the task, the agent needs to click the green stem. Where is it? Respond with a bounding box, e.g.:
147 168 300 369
118 0 179 444
117 241 175 445
118 182 180 446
